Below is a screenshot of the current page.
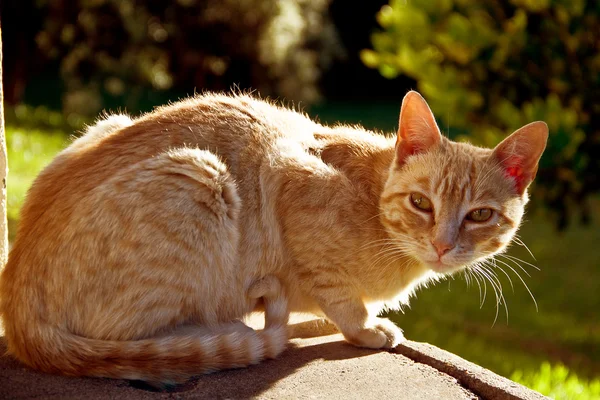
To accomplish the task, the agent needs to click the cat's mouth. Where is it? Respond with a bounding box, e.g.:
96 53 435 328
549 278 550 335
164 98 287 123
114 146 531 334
426 259 464 274
429 260 450 272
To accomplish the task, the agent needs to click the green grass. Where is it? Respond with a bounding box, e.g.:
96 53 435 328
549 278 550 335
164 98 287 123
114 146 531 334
5 117 600 398
512 363 600 400
6 126 69 236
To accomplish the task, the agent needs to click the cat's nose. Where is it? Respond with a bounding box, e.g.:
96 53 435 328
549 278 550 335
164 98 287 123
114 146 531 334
431 240 455 257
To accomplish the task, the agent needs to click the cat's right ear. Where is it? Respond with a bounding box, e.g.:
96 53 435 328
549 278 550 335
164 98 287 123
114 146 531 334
395 91 442 165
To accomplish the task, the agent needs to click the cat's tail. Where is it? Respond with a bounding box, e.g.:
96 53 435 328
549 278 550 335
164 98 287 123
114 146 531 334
4 280 289 383
23 322 288 383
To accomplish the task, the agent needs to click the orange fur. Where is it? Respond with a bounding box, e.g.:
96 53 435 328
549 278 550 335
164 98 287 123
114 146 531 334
0 91 547 382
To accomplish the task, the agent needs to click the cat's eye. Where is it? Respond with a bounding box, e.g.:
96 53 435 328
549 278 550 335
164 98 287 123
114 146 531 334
467 208 493 222
410 193 433 212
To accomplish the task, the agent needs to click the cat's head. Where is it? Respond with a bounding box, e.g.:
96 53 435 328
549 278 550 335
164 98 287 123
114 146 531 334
380 91 548 274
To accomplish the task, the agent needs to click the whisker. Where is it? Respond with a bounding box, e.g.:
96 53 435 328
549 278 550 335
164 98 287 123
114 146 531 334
466 266 484 308
496 255 532 277
358 239 403 251
501 253 540 271
481 265 503 305
513 236 537 261
368 247 413 272
358 211 386 226
475 264 500 324
489 258 515 292
498 258 531 278
471 265 488 308
463 269 471 288
470 268 484 307
480 265 512 324
493 257 538 312
372 252 417 285
479 264 508 325
484 261 511 324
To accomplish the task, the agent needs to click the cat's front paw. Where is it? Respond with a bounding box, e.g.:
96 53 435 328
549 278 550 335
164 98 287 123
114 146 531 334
344 317 404 349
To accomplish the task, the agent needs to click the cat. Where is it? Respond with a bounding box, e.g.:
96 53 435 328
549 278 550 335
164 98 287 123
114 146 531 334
0 90 548 383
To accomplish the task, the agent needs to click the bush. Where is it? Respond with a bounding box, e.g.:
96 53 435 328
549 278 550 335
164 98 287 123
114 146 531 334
33 0 343 117
361 0 599 229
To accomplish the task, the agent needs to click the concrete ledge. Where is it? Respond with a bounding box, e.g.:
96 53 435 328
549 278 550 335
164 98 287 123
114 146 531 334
395 342 547 400
0 316 547 399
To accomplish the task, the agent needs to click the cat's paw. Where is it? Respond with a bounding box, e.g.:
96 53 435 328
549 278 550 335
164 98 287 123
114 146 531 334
344 317 404 349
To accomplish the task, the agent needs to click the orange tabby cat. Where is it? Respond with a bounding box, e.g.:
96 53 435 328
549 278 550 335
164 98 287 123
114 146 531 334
0 91 547 383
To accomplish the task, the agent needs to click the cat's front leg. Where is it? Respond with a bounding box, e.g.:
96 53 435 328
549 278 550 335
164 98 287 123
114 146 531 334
309 285 404 349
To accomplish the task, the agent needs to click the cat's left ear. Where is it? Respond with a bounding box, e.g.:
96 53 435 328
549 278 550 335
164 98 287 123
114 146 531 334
492 121 548 195
395 91 442 165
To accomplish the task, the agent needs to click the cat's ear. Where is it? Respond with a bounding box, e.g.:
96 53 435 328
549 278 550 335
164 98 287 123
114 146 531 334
395 91 442 164
492 121 548 195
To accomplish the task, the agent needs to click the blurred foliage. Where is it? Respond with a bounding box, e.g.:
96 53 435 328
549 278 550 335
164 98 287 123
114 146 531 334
512 363 600 399
32 0 344 118
362 0 600 229
5 126 68 229
3 104 85 132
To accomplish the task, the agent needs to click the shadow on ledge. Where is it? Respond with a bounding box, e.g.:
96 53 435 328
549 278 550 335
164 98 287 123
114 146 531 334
0 317 546 399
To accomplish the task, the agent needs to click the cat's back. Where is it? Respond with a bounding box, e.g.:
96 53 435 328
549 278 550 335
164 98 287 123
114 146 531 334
10 93 320 249
27 94 313 193
141 92 320 151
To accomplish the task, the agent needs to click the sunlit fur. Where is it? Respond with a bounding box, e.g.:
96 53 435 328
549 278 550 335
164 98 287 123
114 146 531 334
0 91 547 383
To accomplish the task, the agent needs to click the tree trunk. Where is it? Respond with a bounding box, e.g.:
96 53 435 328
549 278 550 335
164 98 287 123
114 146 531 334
0 25 9 267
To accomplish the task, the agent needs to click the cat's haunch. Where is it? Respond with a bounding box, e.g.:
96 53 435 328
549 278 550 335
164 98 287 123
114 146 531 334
0 90 547 383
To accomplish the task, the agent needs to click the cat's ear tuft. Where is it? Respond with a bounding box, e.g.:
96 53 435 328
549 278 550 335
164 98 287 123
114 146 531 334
492 121 548 195
395 91 442 165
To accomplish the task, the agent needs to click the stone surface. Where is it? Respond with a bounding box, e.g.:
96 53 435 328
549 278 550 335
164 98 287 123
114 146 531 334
0 314 545 400
395 342 547 400
0 315 547 399
0 315 544 400
0 333 477 400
